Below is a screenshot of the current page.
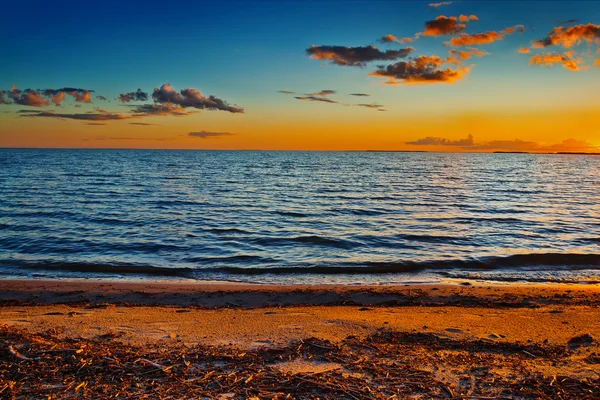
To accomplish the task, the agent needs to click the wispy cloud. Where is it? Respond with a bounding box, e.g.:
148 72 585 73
529 52 583 71
429 2 452 8
406 134 599 152
349 93 370 97
447 25 524 47
379 34 413 44
407 134 475 146
188 131 235 139
294 96 338 103
307 45 412 66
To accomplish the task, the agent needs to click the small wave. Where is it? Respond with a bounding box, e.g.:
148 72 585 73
275 211 309 218
333 208 385 216
185 254 279 264
4 261 193 277
574 237 600 244
205 227 250 234
205 253 600 275
401 234 475 245
249 235 361 249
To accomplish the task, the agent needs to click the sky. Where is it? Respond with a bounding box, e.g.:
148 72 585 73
1 0 600 152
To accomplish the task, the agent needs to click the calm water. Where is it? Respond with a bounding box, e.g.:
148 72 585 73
1 149 599 284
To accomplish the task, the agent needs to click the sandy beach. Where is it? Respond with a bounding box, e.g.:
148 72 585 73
1 280 599 398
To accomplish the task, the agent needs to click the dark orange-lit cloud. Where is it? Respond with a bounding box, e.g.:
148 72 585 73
188 131 235 139
306 45 413 66
529 52 582 71
8 88 49 107
294 95 338 103
379 34 413 44
118 89 149 103
369 55 469 85
406 134 599 153
422 16 466 36
3 87 95 107
349 93 370 96
518 47 531 54
502 25 526 35
447 26 524 47
14 82 238 121
448 47 489 62
595 58 600 66
152 84 243 113
459 15 479 22
532 23 600 48
67 90 92 103
429 1 451 8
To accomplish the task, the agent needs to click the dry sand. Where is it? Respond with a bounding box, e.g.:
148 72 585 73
1 279 599 398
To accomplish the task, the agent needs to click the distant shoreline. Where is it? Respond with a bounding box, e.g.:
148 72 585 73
1 147 600 155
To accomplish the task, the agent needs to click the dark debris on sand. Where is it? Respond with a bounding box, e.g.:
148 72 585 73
1 325 598 399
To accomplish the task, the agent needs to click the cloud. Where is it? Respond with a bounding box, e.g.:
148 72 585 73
459 15 478 22
306 44 413 66
8 88 49 107
130 103 196 117
349 93 370 96
294 96 338 103
447 25 524 47
448 47 489 61
21 110 132 121
129 122 158 126
1 87 95 107
429 2 452 7
188 131 235 139
518 47 531 54
308 89 336 96
356 103 384 109
369 55 470 85
96 95 107 101
532 23 600 48
406 134 475 146
0 91 10 104
595 58 600 67
406 134 599 152
529 52 582 71
87 123 106 126
422 16 466 36
379 34 413 44
277 90 297 94
502 25 526 35
118 89 149 103
151 83 243 113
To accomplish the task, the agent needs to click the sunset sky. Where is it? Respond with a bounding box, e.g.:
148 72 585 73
1 0 600 152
